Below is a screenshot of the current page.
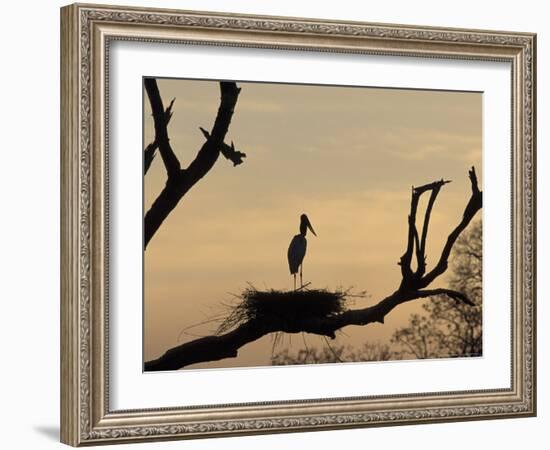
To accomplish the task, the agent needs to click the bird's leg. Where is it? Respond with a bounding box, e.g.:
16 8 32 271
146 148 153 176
300 264 303 288
293 274 296 291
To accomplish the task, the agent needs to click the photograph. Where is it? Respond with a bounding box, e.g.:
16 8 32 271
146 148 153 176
143 78 483 371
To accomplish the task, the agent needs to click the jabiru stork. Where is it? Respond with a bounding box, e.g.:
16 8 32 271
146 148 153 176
287 214 317 290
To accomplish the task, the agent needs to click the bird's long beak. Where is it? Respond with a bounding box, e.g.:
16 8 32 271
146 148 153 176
306 218 317 237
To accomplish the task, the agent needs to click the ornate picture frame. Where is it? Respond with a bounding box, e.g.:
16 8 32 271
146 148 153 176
60 3 536 446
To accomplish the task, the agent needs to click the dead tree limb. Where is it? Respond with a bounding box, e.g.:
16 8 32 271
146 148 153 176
145 167 482 371
144 97 175 174
143 78 246 247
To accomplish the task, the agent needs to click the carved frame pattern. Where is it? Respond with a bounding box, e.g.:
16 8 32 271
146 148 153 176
60 3 536 446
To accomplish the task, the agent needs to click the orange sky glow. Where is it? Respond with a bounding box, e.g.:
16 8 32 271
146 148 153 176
143 78 482 369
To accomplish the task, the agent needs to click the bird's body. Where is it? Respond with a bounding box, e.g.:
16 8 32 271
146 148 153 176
287 234 307 275
287 214 317 290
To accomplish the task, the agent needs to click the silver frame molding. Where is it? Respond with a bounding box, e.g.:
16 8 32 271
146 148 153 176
60 3 536 446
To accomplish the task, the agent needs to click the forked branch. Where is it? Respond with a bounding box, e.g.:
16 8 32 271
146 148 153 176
419 167 482 288
144 98 175 174
144 79 181 178
399 179 451 284
143 79 245 248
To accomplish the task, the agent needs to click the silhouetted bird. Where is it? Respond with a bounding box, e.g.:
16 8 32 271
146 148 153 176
287 214 317 290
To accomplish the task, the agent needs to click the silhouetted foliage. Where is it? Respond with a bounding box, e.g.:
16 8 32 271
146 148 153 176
271 342 397 365
392 221 482 359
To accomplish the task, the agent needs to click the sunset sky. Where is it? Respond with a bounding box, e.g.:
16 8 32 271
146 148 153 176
143 78 482 369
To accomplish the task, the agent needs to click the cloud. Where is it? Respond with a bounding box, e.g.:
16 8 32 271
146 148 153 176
237 101 286 113
379 128 481 163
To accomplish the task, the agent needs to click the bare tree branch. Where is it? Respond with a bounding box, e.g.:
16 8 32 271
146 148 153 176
145 168 482 370
199 127 246 166
398 179 450 287
145 286 473 371
144 98 175 174
398 186 418 282
391 220 482 359
418 182 446 271
413 288 475 306
144 79 181 178
144 80 243 248
143 142 157 174
418 167 482 288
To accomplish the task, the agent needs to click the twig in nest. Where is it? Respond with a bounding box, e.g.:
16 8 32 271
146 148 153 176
216 287 354 334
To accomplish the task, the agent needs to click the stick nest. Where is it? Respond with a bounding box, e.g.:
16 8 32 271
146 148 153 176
217 288 350 334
